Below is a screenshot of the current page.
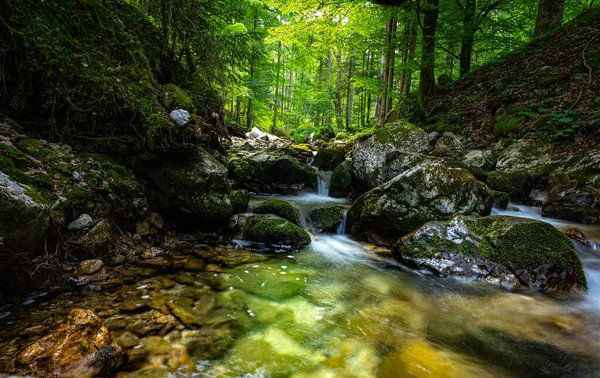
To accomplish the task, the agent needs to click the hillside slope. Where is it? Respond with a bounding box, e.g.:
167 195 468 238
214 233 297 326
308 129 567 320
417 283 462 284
433 8 600 147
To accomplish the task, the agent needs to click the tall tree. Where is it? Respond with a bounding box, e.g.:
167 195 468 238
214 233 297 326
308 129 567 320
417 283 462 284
417 0 440 113
534 0 565 36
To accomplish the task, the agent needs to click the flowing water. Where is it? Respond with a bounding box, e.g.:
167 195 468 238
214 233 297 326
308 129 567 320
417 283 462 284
1 193 600 377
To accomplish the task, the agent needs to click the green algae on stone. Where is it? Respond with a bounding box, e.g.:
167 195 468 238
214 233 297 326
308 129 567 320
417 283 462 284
241 214 311 250
253 199 300 225
309 205 346 233
230 189 250 214
314 149 346 171
393 215 586 291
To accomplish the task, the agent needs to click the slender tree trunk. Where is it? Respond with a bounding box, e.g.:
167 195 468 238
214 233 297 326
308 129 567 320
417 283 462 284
401 17 418 96
246 11 259 130
534 0 565 37
273 41 282 131
346 55 355 130
459 0 476 76
418 0 440 113
335 48 344 131
324 51 333 126
382 13 398 125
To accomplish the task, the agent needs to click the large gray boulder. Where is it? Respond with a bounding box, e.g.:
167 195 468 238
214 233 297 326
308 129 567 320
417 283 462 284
393 215 587 291
148 147 232 229
352 121 430 191
229 151 316 194
347 159 494 246
0 172 49 254
432 132 464 160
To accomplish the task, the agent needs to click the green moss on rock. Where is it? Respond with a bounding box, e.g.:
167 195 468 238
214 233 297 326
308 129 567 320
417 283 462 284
314 149 345 171
309 205 346 233
230 190 250 214
163 84 196 113
393 215 586 291
329 160 352 198
253 199 299 225
242 215 311 250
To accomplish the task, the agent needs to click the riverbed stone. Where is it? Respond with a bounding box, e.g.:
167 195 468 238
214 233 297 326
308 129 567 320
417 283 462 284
74 259 104 276
238 214 311 251
347 159 494 246
392 215 587 291
0 171 49 255
15 308 123 377
229 150 316 194
253 199 300 225
352 121 430 191
463 149 496 171
314 148 346 171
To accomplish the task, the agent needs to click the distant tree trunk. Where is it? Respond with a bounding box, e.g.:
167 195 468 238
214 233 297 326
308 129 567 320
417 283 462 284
246 11 259 130
381 13 398 126
534 0 565 37
346 55 356 130
335 48 344 131
235 98 241 125
417 0 439 114
400 16 418 96
324 51 333 126
273 41 282 131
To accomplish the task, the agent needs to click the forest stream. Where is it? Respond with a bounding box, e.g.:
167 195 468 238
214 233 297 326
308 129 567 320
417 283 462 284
1 171 600 378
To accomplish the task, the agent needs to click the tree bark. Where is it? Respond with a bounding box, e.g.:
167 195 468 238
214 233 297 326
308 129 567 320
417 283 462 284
534 0 565 37
459 0 476 76
417 0 439 113
346 55 356 130
335 48 344 131
382 13 398 125
272 41 282 131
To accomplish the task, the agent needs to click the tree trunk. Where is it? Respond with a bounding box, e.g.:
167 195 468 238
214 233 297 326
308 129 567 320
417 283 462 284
335 48 344 131
418 0 440 113
534 0 565 37
346 55 356 130
273 41 282 131
382 13 398 125
246 11 259 130
459 0 476 76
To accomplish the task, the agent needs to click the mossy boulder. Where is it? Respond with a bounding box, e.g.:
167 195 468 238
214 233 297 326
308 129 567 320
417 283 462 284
347 159 494 246
0 171 50 255
393 215 587 291
352 120 430 191
541 189 600 224
148 147 232 229
228 151 316 194
230 190 250 214
492 190 510 209
313 148 346 171
487 170 537 200
309 205 346 233
253 199 300 225
329 160 352 198
432 132 464 160
462 150 497 172
238 214 311 251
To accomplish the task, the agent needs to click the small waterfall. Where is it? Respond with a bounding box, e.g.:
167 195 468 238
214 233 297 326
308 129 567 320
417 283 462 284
315 169 333 197
336 208 348 235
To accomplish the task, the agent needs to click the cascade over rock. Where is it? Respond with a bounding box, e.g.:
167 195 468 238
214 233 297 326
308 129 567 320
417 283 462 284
352 121 430 192
393 215 587 291
229 151 316 194
347 159 494 246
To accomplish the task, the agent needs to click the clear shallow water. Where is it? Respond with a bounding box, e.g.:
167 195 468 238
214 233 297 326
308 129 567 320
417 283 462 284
1 196 600 377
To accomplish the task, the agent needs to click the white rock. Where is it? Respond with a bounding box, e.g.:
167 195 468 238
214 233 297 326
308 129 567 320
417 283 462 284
170 109 191 127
